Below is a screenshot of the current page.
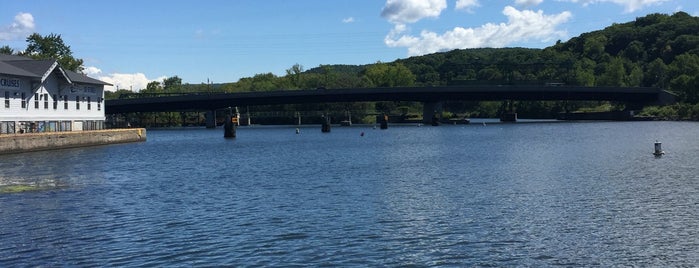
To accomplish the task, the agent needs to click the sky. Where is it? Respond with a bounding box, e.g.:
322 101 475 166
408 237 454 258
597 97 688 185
1 0 697 91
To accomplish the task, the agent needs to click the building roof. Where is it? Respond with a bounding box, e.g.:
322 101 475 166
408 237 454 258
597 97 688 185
64 69 111 85
0 54 111 86
0 61 41 78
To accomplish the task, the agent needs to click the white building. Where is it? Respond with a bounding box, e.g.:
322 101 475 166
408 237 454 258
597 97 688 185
0 54 110 134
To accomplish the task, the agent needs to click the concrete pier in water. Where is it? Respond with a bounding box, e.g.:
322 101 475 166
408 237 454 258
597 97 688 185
0 128 146 155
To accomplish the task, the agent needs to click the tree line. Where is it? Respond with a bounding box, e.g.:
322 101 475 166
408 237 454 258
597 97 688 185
125 12 698 122
5 12 699 122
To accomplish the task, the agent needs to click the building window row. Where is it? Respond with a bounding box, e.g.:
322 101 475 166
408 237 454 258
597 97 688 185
0 120 105 134
2 92 103 110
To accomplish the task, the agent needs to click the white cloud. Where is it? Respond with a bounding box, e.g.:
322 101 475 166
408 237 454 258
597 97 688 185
385 6 572 56
83 66 102 76
381 0 447 24
84 66 166 92
455 0 480 12
0 12 35 41
342 17 355 23
515 0 544 7
564 0 669 13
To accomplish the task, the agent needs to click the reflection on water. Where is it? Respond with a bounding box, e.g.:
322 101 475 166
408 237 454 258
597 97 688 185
1 122 698 266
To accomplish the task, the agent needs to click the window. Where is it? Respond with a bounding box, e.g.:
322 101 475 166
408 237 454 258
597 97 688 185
43 93 49 109
53 94 58 110
4 91 9 108
87 97 91 110
21 92 26 108
64 95 68 110
34 93 39 109
75 96 80 110
97 97 102 111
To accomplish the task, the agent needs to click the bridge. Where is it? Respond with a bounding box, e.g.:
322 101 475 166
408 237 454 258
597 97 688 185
105 85 675 123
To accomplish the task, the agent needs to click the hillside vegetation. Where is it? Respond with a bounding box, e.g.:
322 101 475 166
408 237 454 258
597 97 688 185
112 12 698 121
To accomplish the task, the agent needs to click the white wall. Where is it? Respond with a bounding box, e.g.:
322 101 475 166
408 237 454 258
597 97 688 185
0 72 105 122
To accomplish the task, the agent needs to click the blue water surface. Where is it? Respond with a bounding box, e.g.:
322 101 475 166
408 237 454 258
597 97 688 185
1 121 698 266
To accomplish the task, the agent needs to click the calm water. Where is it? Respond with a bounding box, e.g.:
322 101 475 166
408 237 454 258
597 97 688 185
1 121 698 266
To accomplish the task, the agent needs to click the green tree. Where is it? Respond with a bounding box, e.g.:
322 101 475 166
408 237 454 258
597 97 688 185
569 58 595 86
669 74 699 103
104 89 135 100
644 58 668 88
362 62 415 87
597 57 626 86
668 53 699 103
626 64 644 87
141 81 162 93
622 40 646 62
0 45 13 55
162 76 183 92
239 73 280 91
285 63 304 88
583 34 608 61
22 33 84 72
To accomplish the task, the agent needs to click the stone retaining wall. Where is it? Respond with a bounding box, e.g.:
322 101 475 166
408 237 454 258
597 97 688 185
0 128 146 154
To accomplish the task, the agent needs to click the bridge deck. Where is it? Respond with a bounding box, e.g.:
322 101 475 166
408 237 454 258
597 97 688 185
105 85 672 114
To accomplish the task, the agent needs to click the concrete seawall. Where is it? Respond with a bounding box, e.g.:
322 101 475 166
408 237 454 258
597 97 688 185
0 128 146 155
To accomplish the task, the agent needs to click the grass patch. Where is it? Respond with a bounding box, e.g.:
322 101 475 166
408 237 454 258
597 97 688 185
0 184 61 194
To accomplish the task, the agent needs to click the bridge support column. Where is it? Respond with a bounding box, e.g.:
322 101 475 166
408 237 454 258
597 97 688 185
499 100 517 122
321 114 331 133
379 114 388 129
206 110 216 128
224 109 236 138
423 101 443 125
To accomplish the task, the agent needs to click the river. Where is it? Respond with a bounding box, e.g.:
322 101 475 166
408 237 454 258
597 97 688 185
1 121 698 266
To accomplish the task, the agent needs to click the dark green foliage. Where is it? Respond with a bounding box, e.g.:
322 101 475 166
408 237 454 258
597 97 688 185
0 45 13 55
120 12 699 123
21 33 84 72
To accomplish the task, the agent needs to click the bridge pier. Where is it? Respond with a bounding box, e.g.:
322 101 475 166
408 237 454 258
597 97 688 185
294 112 301 125
379 114 388 129
423 102 443 125
321 114 331 133
499 100 517 122
224 116 236 138
206 110 216 128
224 108 236 138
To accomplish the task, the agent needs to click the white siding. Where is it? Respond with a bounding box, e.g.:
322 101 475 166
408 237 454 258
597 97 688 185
0 70 105 133
0 76 32 119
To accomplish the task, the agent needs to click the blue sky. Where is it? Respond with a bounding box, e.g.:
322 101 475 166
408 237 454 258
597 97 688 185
1 0 697 91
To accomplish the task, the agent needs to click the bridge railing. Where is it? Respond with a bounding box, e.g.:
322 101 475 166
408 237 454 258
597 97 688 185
117 92 216 99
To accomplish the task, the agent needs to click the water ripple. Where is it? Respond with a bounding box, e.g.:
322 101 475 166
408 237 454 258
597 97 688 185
1 123 698 266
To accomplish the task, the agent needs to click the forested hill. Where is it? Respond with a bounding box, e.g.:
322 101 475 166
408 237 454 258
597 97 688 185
393 12 698 103
144 12 697 107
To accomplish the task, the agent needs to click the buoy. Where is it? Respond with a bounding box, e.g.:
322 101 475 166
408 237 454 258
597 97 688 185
360 132 364 137
296 128 300 134
653 140 665 156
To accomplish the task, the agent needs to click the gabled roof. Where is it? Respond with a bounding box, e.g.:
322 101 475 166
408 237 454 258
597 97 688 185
0 54 33 61
0 54 111 86
65 69 112 86
2 59 57 78
0 61 41 78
